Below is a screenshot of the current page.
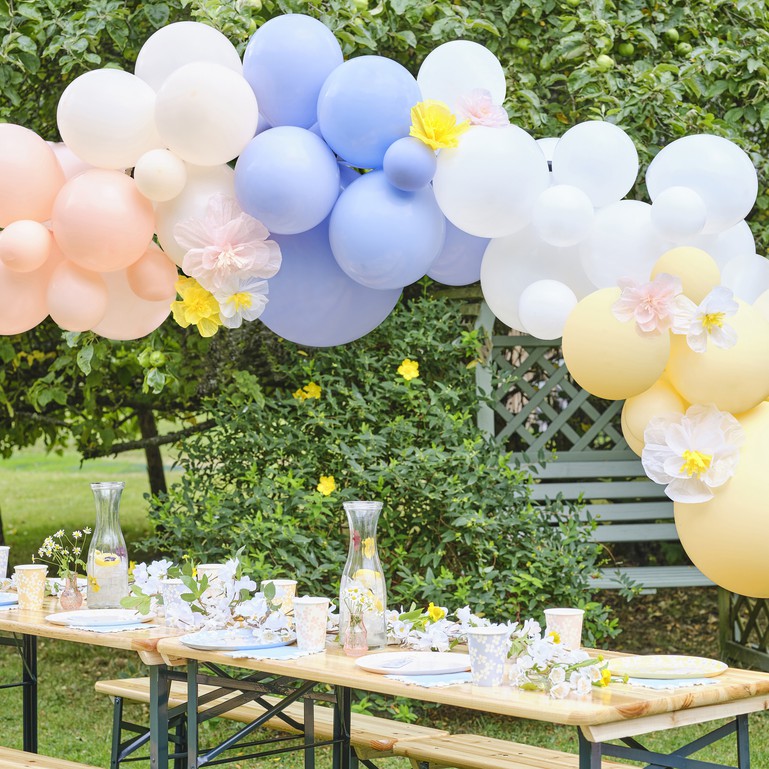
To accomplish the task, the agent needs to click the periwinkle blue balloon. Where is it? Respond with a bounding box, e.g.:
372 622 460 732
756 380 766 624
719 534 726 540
235 127 340 235
383 137 437 191
255 113 273 136
329 171 446 290
261 220 401 347
317 56 422 169
338 161 361 190
427 220 490 286
243 14 343 128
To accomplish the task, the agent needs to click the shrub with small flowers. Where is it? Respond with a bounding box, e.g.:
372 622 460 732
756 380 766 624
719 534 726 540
34 527 92 579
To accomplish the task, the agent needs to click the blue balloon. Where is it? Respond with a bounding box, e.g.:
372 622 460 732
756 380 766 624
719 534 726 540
427 220 490 286
243 14 343 128
338 161 361 190
329 171 446 290
261 220 401 347
235 127 340 235
383 137 437 191
317 56 422 169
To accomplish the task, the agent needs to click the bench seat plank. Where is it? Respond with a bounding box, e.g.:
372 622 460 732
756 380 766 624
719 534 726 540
593 566 713 590
0 748 100 769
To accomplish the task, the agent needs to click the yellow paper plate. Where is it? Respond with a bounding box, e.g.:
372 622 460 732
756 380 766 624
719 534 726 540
609 655 728 680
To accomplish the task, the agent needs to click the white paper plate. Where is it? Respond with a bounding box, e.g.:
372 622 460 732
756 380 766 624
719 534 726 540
179 628 296 651
45 609 155 627
0 592 18 607
355 651 472 676
609 655 728 680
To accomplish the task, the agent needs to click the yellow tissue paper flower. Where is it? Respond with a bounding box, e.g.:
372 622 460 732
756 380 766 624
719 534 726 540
410 100 470 151
397 358 419 381
317 475 336 496
427 602 446 622
171 276 222 338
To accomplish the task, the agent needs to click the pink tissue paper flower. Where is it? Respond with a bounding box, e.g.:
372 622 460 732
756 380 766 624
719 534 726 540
612 273 687 336
175 194 282 293
456 89 510 128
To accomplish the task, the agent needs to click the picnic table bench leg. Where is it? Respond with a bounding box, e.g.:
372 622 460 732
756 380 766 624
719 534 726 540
149 663 171 769
736 714 750 769
578 729 601 769
187 659 199 769
333 685 353 769
21 634 37 753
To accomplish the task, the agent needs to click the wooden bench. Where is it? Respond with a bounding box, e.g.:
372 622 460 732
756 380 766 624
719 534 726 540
526 456 713 591
0 747 101 769
96 677 449 767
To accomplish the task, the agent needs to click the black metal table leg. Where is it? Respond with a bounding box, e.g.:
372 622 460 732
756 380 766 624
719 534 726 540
149 663 171 769
187 659 200 769
736 714 750 769
22 634 37 753
333 685 352 769
578 730 601 769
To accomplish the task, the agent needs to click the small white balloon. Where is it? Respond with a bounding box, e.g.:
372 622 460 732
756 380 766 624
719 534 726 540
552 121 638 208
134 149 188 202
155 62 259 167
646 134 758 235
135 21 243 91
518 279 577 340
721 253 769 304
417 40 506 112
532 184 594 247
650 185 707 242
536 137 559 166
690 219 756 270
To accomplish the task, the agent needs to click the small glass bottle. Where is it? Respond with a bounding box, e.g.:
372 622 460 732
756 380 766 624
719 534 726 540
86 481 129 609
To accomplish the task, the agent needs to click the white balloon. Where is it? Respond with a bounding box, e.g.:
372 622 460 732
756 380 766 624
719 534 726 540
646 134 758 235
155 62 259 167
581 200 670 288
433 125 550 238
753 288 769 322
650 185 706 242
417 40 506 112
536 137 559 166
721 253 769 304
56 69 161 169
690 220 756 270
532 185 594 247
518 279 577 340
135 21 243 91
48 141 94 180
551 121 638 207
134 149 188 202
155 164 236 265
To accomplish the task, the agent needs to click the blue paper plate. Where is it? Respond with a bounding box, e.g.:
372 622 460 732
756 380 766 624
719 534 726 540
0 592 18 606
180 628 295 651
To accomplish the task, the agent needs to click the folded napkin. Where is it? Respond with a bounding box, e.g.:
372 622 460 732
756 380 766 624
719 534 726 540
68 623 157 633
225 646 323 660
625 677 719 690
385 672 473 688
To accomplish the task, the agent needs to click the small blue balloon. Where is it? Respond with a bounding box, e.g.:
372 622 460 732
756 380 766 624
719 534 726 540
383 137 437 191
317 56 422 169
243 14 343 128
427 220 490 286
329 171 446 290
235 127 340 235
261 220 401 347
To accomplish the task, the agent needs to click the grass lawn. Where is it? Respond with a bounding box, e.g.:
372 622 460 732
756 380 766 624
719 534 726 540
1 446 768 767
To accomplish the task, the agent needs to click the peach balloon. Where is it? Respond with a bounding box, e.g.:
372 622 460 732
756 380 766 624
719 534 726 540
0 124 65 227
48 141 94 180
0 221 53 273
675 402 769 597
126 243 179 302
651 246 720 303
0 247 61 335
51 169 155 273
92 270 171 340
621 376 688 456
47 261 109 332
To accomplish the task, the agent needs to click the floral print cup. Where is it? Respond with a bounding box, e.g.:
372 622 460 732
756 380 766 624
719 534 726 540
160 578 187 614
14 565 48 611
261 579 298 613
197 564 225 597
544 608 585 650
0 546 9 581
293 596 329 653
466 626 510 686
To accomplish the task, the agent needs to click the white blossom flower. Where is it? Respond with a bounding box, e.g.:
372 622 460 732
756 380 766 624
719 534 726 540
642 404 745 503
215 276 269 329
671 285 738 353
575 674 593 696
550 681 572 699
549 666 566 685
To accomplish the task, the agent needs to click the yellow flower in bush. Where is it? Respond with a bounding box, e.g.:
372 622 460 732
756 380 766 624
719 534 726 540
171 276 222 337
317 475 336 496
293 381 322 400
410 100 470 151
397 358 419 381
427 602 446 622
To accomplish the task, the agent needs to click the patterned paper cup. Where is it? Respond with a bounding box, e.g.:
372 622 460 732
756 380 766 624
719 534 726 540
197 564 226 597
14 565 48 611
544 608 585 650
261 579 298 613
0 546 9 581
293 596 330 652
160 578 187 613
466 626 510 686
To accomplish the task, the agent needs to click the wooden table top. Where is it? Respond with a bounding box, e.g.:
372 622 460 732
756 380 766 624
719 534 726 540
157 638 769 728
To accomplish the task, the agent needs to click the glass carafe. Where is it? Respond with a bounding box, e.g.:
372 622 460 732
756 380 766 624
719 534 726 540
339 501 387 649
86 482 129 608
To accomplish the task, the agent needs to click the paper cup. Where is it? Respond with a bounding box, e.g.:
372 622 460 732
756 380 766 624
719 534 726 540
544 608 585 650
160 578 187 612
261 579 297 613
197 564 225 597
466 626 509 686
293 596 329 652
0 546 9 581
14 565 48 610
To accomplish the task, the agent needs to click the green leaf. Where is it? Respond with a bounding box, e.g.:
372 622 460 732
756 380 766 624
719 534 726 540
76 345 94 376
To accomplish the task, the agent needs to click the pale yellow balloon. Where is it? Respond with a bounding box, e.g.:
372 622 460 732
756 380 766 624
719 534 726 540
651 246 720 303
753 288 769 323
620 408 643 456
621 376 688 455
675 402 769 597
562 288 671 400
667 301 769 414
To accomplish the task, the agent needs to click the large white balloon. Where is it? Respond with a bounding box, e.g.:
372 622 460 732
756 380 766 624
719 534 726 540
433 125 550 238
155 62 259 166
646 134 758 235
56 69 161 169
551 121 638 208
532 184 594 247
417 40 506 112
135 21 243 91
691 220 755 270
518 279 577 340
721 253 769 304
134 149 188 202
650 185 707 242
582 200 669 288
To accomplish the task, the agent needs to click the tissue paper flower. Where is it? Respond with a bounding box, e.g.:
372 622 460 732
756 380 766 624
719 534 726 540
410 100 469 151
612 273 686 335
457 89 509 127
215 276 269 329
171 276 222 338
671 286 738 353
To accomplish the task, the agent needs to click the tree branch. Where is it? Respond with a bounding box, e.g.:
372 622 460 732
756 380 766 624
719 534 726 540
81 419 216 459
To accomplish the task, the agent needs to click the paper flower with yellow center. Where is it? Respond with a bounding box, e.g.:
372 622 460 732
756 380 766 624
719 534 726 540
293 381 322 400
317 475 336 496
671 285 738 353
215 276 269 329
171 276 223 337
410 100 469 151
397 358 419 381
642 404 745 503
